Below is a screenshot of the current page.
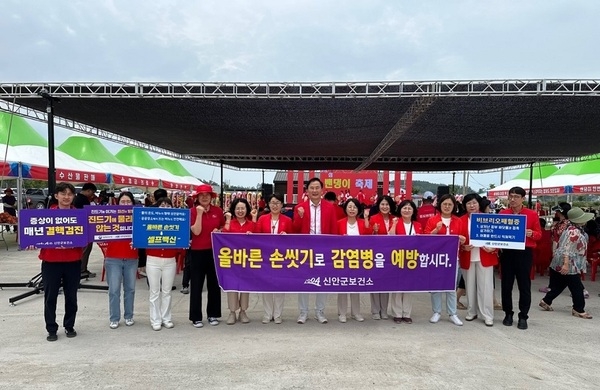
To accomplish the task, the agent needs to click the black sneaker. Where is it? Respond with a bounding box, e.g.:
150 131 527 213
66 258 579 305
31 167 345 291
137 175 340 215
502 314 513 326
517 318 528 330
65 328 77 338
47 332 58 342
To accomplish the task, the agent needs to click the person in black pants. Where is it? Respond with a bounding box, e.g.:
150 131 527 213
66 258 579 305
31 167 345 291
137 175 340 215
498 187 542 330
38 182 83 341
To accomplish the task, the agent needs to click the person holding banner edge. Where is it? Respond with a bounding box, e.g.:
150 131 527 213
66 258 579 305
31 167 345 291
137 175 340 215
38 182 83 342
425 194 466 327
499 186 542 330
336 198 371 323
389 199 423 324
104 191 138 330
293 178 338 324
459 193 498 327
222 197 258 325
255 193 293 324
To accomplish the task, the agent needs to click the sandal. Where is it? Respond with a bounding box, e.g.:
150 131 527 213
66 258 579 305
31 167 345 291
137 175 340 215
539 300 553 311
572 309 593 319
457 302 467 310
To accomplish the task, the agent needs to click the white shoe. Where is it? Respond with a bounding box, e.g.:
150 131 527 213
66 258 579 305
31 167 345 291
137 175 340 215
274 317 283 324
315 312 328 324
125 318 134 326
381 313 389 320
192 321 203 328
372 313 381 320
262 315 271 324
429 313 441 323
351 314 365 322
162 321 174 329
297 313 308 324
109 321 119 329
152 324 162 331
338 315 347 323
208 317 219 326
449 315 463 326
484 319 494 327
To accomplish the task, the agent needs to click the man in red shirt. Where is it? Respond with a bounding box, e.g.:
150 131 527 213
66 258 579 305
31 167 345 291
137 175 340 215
498 186 542 330
417 191 436 227
293 178 338 324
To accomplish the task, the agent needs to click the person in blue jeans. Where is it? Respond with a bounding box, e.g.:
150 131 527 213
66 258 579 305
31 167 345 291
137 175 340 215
103 192 138 329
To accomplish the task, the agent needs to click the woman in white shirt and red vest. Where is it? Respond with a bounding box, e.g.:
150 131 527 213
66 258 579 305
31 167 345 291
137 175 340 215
255 193 293 324
336 198 371 323
222 197 257 325
390 199 423 324
425 194 466 327
368 195 397 320
146 197 183 330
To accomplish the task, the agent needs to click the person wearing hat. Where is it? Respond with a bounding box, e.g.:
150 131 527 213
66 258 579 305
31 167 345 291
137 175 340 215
539 207 593 319
538 202 572 294
189 184 224 328
2 188 17 232
417 191 436 227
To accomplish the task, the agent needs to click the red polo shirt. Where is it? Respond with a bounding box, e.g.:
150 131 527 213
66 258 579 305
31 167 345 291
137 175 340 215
190 205 225 250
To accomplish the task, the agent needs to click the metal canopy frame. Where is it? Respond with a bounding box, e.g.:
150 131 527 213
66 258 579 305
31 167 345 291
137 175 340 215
1 79 599 172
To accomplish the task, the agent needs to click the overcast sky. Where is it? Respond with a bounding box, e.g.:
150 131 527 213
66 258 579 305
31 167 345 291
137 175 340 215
2 0 598 190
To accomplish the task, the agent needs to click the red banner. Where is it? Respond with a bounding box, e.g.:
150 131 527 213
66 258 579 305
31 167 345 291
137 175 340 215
321 170 378 204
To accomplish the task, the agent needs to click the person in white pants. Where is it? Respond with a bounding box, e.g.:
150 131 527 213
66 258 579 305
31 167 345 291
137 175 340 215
145 197 181 331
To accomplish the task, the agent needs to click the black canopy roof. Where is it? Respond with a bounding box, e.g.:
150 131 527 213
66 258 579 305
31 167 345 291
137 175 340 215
1 80 599 171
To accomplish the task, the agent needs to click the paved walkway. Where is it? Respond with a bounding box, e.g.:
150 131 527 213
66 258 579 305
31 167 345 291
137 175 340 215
0 235 599 389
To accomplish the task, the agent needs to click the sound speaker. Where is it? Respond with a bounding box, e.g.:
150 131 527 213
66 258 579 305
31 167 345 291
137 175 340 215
437 185 450 198
261 183 273 196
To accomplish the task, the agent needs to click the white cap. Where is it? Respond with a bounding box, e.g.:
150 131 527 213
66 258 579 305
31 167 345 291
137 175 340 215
423 191 434 199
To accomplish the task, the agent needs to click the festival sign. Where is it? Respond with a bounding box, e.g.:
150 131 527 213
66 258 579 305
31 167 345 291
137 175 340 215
212 233 459 293
19 209 88 248
469 213 526 250
86 205 134 242
320 170 378 201
132 208 190 249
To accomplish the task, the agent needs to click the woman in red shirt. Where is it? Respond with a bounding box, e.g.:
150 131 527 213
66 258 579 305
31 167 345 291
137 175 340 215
425 194 466 327
104 191 138 330
38 182 83 342
255 193 293 324
390 200 423 324
336 198 371 323
146 197 183 330
222 198 258 325
367 195 397 320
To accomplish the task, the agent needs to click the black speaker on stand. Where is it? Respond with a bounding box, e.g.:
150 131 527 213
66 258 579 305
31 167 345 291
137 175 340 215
261 183 273 196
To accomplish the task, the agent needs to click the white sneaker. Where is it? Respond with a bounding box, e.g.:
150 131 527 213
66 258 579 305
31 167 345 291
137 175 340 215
315 312 328 324
338 315 347 323
208 317 219 326
429 312 441 323
162 321 174 329
262 315 271 324
351 314 365 322
192 321 203 328
109 321 119 329
372 313 381 320
381 313 389 320
449 315 463 326
274 317 283 324
125 318 134 326
152 324 162 331
297 313 308 324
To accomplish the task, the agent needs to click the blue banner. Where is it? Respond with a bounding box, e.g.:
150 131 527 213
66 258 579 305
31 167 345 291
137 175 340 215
469 213 526 250
212 233 460 293
132 208 190 249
